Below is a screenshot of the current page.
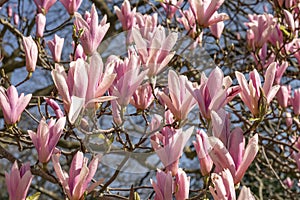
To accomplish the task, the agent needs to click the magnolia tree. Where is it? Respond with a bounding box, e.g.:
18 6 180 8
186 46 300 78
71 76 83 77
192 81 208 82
0 0 299 199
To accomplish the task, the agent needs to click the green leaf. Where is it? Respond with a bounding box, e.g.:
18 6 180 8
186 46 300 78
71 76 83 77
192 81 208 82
26 192 41 200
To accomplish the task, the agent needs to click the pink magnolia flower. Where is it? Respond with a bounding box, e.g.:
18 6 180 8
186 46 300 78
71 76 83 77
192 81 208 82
47 34 64 63
283 9 295 33
158 70 196 123
177 8 197 38
74 4 110 55
193 130 213 176
189 0 229 27
34 0 56 14
45 98 64 118
108 52 148 108
7 4 12 17
28 117 66 163
238 186 255 200
151 126 193 175
36 13 46 38
52 151 100 200
208 132 259 184
5 161 33 200
210 19 225 39
60 0 82 15
187 67 240 119
134 13 158 40
245 13 277 49
132 26 178 77
130 83 155 111
276 85 291 108
283 177 294 189
52 53 116 123
22 36 38 73
274 61 288 84
291 88 300 115
235 62 280 117
0 85 32 125
114 0 136 31
161 0 184 19
209 168 236 200
174 168 190 200
228 130 259 184
151 169 173 200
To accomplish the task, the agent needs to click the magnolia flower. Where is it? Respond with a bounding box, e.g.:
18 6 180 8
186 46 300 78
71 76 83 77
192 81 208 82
238 186 255 200
132 27 178 77
0 85 32 125
189 0 229 27
161 0 183 19
186 67 240 119
209 132 259 184
52 151 101 200
74 4 110 55
52 53 116 123
130 83 155 111
34 0 56 14
5 161 33 200
158 70 196 123
276 85 291 108
36 13 46 38
235 62 280 117
114 0 136 31
210 19 224 39
22 36 38 73
47 34 64 63
209 169 236 200
174 168 190 200
134 13 158 40
151 169 173 200
151 126 193 175
60 0 82 15
245 13 277 49
193 130 213 176
28 117 66 163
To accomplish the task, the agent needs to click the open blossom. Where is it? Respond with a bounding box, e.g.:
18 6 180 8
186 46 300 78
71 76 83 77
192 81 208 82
5 161 33 200
151 169 173 200
0 85 32 125
245 13 277 49
52 53 116 123
74 4 110 55
187 67 240 119
151 126 193 176
52 151 101 200
189 0 229 27
60 0 82 15
34 0 56 14
47 34 64 63
208 132 259 184
22 36 38 73
28 117 66 163
235 62 280 117
158 70 196 122
114 0 136 31
132 26 178 77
